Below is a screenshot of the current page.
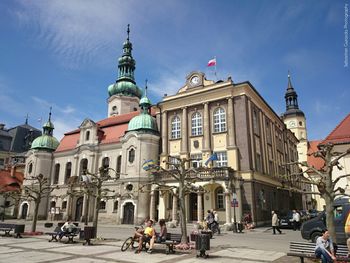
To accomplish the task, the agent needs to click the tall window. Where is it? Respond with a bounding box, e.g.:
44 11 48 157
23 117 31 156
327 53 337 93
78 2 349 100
191 154 202 168
191 112 202 136
169 156 180 170
256 153 262 172
62 201 67 210
266 121 272 144
65 162 72 183
102 157 110 168
213 107 226 132
113 201 118 212
215 187 225 209
128 149 135 163
171 116 181 139
79 159 88 176
116 156 122 174
253 109 259 134
53 164 60 184
85 130 90 141
28 163 33 174
214 152 227 167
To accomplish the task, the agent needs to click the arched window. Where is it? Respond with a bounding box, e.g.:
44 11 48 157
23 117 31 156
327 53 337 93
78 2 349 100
113 201 118 212
171 115 181 139
128 149 135 163
53 164 60 184
28 163 33 174
191 112 202 136
116 156 122 174
102 157 110 168
65 162 72 183
85 130 90 141
213 107 226 132
99 200 106 210
79 159 88 175
215 187 225 209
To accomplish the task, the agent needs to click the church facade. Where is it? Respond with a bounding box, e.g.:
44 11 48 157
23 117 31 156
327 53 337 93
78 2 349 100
21 27 306 226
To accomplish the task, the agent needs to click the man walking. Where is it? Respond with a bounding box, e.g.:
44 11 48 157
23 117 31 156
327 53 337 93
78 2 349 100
292 210 301 231
271 211 282 234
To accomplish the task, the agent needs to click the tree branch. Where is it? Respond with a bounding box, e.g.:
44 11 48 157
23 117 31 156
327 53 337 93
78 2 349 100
333 174 350 185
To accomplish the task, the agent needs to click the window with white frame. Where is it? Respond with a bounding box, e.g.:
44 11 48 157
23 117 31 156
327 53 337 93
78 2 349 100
214 152 227 167
215 187 225 209
213 107 226 132
191 112 202 136
128 149 135 163
191 154 202 168
171 115 181 139
169 156 180 170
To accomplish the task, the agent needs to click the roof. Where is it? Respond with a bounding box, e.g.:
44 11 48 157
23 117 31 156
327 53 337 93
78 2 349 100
307 140 325 171
56 109 156 153
0 168 24 192
321 114 350 145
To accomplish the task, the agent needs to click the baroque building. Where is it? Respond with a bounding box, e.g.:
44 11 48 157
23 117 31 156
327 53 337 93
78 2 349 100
20 27 304 226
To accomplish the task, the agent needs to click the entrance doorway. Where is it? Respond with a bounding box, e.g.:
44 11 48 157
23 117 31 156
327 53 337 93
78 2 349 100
189 193 198 222
122 202 134 224
75 197 83 221
21 203 28 219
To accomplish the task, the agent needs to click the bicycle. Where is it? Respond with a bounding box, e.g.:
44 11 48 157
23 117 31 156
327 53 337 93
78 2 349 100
121 226 149 252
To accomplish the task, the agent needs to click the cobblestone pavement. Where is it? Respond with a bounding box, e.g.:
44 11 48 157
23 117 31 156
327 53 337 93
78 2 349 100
0 220 321 262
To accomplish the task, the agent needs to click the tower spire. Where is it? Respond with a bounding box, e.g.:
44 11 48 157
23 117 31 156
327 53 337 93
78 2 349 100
283 71 304 118
48 106 52 122
25 113 29 125
127 24 130 41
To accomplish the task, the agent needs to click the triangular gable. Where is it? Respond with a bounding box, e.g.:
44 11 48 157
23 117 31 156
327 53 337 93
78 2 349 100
321 114 350 145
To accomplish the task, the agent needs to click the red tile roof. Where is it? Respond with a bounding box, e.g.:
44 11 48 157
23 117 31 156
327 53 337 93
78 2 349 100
0 168 23 192
321 114 350 145
55 109 156 153
307 140 325 171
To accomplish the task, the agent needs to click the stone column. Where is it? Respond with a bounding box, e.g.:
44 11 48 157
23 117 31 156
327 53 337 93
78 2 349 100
150 190 156 221
203 102 211 151
227 97 236 147
172 194 178 223
181 107 188 153
161 111 168 155
81 193 88 223
197 193 203 222
225 191 232 224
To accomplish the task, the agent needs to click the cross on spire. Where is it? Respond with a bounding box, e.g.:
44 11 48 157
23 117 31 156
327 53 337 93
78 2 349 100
145 79 148 96
49 106 52 121
25 113 29 125
127 24 130 41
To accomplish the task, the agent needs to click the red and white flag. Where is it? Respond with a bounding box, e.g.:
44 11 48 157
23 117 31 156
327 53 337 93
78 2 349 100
207 58 216 67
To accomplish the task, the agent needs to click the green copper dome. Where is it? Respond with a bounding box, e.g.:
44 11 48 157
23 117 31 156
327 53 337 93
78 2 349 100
31 135 59 151
108 25 142 99
127 85 158 133
128 112 158 132
31 108 59 151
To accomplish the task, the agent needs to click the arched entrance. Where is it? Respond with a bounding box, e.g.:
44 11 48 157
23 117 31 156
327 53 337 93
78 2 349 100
75 197 83 221
21 203 28 219
122 202 134 224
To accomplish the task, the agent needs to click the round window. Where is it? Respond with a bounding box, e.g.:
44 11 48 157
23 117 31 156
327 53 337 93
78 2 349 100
126 184 133 191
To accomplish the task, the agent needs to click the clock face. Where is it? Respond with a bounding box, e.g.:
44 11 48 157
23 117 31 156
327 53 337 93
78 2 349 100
190 76 200 85
289 121 296 128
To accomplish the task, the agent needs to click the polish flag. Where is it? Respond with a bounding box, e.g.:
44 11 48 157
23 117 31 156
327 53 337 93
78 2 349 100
207 58 216 67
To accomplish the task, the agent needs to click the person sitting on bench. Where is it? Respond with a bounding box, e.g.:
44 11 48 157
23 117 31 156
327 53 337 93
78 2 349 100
59 218 77 239
135 219 156 254
156 219 167 243
314 229 336 263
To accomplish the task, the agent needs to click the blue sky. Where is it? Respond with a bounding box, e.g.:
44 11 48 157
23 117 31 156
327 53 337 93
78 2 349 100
0 0 349 141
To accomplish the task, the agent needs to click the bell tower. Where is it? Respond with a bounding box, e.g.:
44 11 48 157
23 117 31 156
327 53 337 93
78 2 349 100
282 72 307 163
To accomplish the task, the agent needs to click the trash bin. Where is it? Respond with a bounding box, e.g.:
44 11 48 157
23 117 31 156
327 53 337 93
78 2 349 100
14 224 25 238
201 230 213 239
195 234 210 258
83 226 96 246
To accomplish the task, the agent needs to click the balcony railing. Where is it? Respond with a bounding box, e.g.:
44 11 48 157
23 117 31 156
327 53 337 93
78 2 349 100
153 166 235 182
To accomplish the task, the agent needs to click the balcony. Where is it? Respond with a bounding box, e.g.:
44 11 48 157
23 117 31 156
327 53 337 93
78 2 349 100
153 166 235 182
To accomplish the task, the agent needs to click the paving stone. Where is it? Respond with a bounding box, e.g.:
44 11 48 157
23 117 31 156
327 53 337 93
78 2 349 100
99 250 185 263
55 257 111 263
0 246 23 254
47 244 118 256
0 251 69 263
9 240 71 250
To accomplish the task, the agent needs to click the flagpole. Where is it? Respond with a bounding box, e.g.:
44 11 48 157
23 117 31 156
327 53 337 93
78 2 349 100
214 56 218 81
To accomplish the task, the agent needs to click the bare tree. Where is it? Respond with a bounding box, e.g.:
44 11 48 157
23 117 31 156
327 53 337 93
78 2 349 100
0 188 21 221
141 156 215 246
22 174 58 232
286 143 350 243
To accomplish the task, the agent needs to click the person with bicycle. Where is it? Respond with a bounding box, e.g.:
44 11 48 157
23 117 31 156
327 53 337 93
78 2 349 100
135 219 156 254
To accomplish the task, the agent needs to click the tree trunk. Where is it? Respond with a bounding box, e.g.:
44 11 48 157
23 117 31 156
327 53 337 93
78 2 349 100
93 194 101 237
178 182 188 244
324 193 336 242
31 199 40 232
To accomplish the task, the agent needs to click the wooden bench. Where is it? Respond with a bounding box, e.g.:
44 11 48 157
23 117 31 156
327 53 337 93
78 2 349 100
0 223 25 238
155 233 182 254
46 226 80 243
287 241 350 263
